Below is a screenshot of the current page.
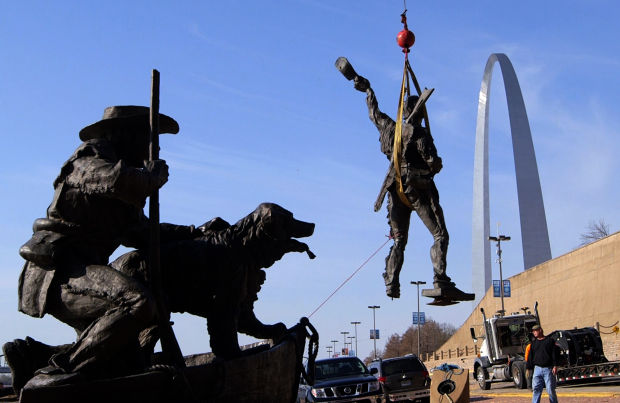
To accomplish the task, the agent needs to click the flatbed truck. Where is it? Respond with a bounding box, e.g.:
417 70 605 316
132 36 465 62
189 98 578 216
471 303 620 390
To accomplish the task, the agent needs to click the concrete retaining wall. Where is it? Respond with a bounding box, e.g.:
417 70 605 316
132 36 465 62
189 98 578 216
424 231 620 367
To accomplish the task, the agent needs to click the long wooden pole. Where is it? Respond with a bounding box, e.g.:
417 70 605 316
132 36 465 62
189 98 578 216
149 69 185 367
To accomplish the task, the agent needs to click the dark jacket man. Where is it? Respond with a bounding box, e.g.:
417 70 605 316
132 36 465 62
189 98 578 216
526 325 559 403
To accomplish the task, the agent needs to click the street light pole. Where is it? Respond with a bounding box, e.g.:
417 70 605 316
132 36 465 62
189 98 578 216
368 305 380 359
489 231 511 315
351 321 361 357
326 346 333 358
347 336 355 356
341 331 349 355
331 340 338 357
411 281 426 357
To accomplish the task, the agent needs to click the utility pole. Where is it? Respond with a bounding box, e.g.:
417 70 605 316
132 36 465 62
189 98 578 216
351 321 361 357
326 346 333 358
489 226 510 315
368 305 380 359
411 281 426 357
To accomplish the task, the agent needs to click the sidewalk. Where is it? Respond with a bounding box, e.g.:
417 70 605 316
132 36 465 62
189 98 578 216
470 377 620 401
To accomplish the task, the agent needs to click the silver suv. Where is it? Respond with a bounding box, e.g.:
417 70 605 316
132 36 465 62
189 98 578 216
368 355 430 402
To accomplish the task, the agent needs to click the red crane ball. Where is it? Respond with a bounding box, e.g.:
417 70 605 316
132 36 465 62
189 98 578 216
397 29 415 49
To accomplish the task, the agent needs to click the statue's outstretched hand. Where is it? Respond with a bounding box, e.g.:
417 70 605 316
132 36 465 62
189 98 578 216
145 159 169 189
354 75 370 92
263 322 288 342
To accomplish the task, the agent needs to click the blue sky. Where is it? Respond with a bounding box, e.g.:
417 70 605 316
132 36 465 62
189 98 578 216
1 1 619 362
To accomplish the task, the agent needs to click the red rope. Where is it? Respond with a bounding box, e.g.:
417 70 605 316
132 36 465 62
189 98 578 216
308 236 392 318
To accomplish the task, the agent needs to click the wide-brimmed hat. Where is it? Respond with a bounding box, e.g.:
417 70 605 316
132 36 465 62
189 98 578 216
79 105 179 141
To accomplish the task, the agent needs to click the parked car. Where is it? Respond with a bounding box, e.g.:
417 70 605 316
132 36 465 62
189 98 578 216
0 363 13 397
368 355 430 402
300 356 382 402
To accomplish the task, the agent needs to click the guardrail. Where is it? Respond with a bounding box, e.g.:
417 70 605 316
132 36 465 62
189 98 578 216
421 345 479 362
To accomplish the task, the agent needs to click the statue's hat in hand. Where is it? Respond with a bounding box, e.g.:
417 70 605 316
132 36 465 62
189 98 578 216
79 105 179 141
335 57 358 81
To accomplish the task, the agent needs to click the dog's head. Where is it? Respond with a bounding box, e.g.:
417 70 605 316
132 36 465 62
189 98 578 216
242 203 315 267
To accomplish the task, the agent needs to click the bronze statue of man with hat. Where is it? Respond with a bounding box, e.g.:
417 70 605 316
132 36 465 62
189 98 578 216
337 58 474 305
8 106 204 390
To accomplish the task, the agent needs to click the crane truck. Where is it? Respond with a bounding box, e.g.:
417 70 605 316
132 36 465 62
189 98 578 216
470 306 537 389
470 303 620 390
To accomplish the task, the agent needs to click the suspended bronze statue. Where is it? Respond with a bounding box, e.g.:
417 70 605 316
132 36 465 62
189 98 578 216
335 10 473 305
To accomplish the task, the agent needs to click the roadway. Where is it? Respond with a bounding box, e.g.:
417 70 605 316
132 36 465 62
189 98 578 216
1 378 619 402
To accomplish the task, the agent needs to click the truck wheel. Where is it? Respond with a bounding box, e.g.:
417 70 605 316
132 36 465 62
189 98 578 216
476 366 491 390
512 362 527 389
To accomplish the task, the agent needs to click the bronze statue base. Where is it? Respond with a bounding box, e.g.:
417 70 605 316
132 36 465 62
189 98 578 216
422 285 474 306
18 321 314 403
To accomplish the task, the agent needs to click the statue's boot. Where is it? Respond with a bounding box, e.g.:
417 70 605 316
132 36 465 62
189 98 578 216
22 338 144 391
422 278 475 306
2 338 32 394
2 337 69 394
382 272 400 299
22 365 81 390
383 239 404 299
386 283 400 299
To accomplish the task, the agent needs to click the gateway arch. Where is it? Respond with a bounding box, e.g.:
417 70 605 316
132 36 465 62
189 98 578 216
472 53 551 307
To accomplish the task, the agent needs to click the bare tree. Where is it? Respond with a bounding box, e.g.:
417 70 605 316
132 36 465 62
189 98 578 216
580 219 611 246
361 318 457 365
378 319 457 361
363 347 384 366
383 333 404 359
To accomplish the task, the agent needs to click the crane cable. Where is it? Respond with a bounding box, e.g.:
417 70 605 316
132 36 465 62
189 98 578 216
308 236 392 318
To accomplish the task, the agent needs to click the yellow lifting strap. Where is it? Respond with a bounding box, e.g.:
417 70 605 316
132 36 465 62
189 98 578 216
392 63 413 209
392 59 430 210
